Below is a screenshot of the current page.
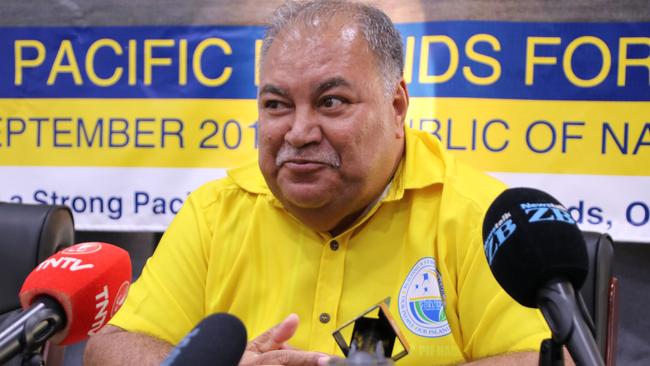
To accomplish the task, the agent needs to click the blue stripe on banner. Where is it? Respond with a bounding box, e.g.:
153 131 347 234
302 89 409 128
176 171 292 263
0 22 648 100
399 21 650 101
1 25 264 99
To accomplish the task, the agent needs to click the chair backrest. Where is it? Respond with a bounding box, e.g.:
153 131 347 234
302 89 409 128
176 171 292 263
580 231 618 366
0 202 74 365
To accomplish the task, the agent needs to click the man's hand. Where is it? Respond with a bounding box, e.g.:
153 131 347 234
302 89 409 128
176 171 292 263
239 314 330 366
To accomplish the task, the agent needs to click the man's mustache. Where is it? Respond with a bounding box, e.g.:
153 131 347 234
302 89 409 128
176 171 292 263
275 144 341 168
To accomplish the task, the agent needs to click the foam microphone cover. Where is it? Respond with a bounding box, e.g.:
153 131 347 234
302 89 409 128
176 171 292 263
162 313 247 366
482 188 588 308
19 242 132 345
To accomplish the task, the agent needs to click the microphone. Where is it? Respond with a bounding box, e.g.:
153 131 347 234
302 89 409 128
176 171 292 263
161 313 247 366
482 187 603 366
0 242 131 363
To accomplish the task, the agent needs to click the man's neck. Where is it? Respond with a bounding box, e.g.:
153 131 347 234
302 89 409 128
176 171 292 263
328 179 393 237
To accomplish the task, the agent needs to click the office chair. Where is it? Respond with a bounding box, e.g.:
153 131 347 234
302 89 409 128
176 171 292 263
0 202 75 365
580 231 618 366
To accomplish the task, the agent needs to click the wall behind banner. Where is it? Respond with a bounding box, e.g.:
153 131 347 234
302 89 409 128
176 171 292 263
0 0 648 365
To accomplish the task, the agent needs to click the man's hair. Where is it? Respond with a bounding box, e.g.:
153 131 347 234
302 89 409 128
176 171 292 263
260 0 404 96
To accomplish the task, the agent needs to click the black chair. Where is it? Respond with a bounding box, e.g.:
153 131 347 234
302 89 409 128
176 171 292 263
580 231 618 366
0 202 75 365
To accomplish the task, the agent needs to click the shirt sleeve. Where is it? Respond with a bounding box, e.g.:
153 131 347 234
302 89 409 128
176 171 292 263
456 220 551 360
109 192 210 345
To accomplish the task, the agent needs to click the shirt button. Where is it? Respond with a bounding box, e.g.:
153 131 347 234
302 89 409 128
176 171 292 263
329 240 339 251
319 313 331 324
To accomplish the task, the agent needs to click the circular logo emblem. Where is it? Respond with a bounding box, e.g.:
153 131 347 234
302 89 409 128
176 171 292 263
62 242 103 255
398 257 451 338
111 281 130 317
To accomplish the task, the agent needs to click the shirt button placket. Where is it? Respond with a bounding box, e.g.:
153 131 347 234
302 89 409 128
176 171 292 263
310 236 347 352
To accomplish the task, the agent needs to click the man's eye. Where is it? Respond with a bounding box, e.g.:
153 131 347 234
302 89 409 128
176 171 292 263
265 100 279 109
320 96 345 109
264 100 285 110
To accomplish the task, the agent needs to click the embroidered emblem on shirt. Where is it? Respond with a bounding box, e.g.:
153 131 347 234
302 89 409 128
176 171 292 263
398 257 451 338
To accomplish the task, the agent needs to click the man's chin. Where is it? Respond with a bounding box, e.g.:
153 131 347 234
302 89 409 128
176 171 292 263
279 186 334 210
284 195 330 210
274 171 340 206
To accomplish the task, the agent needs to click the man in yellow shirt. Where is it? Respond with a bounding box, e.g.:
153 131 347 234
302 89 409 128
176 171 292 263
85 1 550 365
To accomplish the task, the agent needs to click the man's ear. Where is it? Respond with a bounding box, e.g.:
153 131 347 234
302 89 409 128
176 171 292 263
392 78 409 138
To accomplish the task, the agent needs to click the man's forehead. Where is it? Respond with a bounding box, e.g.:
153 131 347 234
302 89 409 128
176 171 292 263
259 22 374 87
267 19 362 57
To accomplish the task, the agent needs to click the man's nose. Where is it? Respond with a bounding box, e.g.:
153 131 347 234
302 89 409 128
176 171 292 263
284 107 322 148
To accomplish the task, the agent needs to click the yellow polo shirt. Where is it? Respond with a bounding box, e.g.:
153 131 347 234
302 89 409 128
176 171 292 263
110 127 550 364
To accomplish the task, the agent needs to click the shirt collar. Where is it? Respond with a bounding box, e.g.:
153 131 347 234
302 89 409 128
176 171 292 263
226 159 269 195
381 127 446 202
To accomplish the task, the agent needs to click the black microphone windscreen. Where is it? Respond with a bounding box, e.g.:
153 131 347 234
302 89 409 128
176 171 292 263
162 313 247 366
482 187 588 308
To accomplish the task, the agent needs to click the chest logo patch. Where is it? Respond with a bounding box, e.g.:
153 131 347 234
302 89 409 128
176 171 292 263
398 257 451 338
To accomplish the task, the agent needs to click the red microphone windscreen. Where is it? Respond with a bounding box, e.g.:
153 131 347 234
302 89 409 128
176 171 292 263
18 242 132 345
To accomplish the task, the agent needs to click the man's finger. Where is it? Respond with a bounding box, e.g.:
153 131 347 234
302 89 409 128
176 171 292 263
269 314 299 346
248 314 300 353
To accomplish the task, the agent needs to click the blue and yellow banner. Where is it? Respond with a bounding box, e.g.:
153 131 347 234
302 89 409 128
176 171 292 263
0 22 648 240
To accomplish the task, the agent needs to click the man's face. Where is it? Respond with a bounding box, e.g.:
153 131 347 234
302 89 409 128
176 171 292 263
258 21 406 230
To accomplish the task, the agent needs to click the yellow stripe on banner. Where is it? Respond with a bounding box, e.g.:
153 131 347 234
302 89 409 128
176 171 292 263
0 99 259 168
0 98 648 176
406 98 650 176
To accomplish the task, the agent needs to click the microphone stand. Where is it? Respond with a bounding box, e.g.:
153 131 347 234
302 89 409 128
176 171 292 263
536 279 604 366
0 297 65 365
538 338 564 366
